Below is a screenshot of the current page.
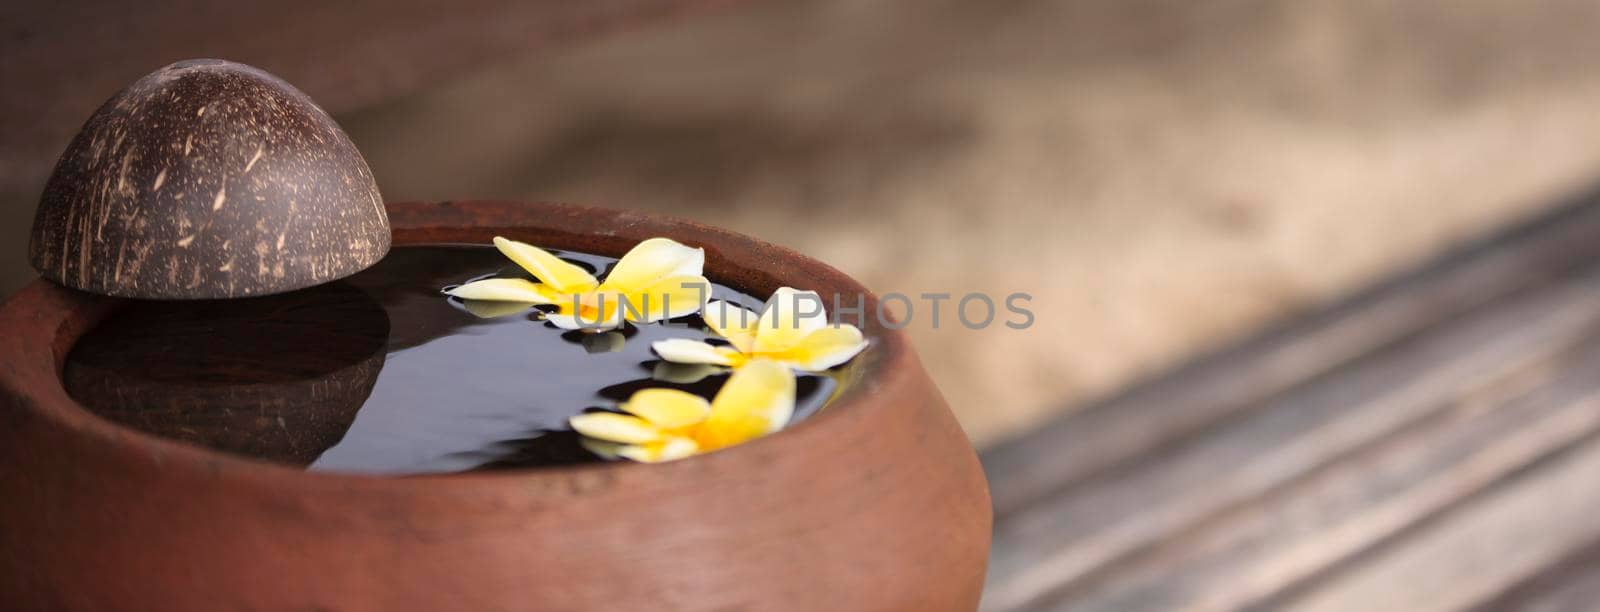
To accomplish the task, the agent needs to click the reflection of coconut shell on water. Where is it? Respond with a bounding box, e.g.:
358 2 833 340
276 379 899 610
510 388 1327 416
63 282 389 465
28 59 389 299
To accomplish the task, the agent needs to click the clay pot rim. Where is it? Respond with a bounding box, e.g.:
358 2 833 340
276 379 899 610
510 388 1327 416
0 200 912 492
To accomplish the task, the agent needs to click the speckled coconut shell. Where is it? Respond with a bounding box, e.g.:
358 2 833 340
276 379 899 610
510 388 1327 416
28 59 390 299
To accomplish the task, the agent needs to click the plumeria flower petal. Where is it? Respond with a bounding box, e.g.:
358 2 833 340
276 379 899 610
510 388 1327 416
620 388 711 429
600 237 707 291
568 412 663 445
546 299 625 331
651 338 742 366
694 359 796 450
703 300 760 353
493 236 599 294
617 275 711 324
446 237 711 331
786 325 868 371
570 359 796 463
617 437 700 463
753 288 831 354
651 286 869 372
445 277 558 303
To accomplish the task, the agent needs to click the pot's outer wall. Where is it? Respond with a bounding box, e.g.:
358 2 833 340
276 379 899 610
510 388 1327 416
0 201 992 611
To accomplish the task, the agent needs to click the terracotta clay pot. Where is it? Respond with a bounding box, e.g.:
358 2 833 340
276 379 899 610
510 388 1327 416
0 201 991 611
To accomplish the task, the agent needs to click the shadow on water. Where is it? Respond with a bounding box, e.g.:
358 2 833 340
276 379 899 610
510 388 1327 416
64 281 391 466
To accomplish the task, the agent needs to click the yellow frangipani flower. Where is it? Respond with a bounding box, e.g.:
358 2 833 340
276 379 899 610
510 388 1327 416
651 287 869 372
445 236 710 331
569 359 797 462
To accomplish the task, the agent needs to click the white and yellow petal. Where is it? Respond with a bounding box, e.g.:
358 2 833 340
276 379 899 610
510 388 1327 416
568 412 662 444
617 275 711 323
616 436 700 463
493 236 599 294
752 288 831 354
651 338 742 366
444 278 558 303
621 388 712 429
703 300 760 353
785 325 869 371
546 293 626 331
695 359 796 451
601 238 705 293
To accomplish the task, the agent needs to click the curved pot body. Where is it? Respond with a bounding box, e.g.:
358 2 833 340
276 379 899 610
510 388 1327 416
0 201 991 611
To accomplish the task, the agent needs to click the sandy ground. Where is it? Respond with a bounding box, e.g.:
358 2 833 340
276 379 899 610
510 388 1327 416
8 0 1600 446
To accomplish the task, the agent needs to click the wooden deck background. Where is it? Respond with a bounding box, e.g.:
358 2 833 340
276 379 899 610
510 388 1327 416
981 186 1600 611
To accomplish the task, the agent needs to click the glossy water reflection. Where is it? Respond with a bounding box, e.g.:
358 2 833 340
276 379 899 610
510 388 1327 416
65 245 851 474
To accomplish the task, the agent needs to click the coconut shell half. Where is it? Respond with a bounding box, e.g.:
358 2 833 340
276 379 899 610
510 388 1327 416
29 59 390 299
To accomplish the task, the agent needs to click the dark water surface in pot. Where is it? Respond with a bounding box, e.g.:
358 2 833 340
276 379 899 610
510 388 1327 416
63 245 852 474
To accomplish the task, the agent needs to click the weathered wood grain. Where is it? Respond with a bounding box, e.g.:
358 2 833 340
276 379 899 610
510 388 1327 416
1047 328 1600 611
1277 433 1600 612
1465 537 1600 612
983 262 1600 611
983 192 1600 518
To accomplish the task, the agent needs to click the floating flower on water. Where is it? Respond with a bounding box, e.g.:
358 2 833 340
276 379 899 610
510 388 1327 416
445 237 710 331
651 287 868 372
570 359 796 462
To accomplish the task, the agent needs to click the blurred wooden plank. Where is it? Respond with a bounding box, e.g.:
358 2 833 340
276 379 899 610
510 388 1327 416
982 191 1600 519
0 0 738 193
1278 433 1600 612
1465 538 1600 612
982 261 1600 611
1046 332 1600 611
